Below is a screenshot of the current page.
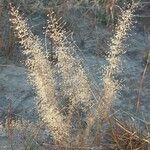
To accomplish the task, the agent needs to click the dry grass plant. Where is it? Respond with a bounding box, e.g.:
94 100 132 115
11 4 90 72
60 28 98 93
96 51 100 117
9 4 70 145
106 117 150 149
7 1 146 150
46 11 93 114
97 2 139 119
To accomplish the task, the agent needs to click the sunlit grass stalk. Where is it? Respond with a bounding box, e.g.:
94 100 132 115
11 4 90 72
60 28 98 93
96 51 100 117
98 2 139 118
9 4 69 144
47 12 92 111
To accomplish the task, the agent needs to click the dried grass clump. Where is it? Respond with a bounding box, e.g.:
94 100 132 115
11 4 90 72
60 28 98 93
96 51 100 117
97 2 139 119
47 12 93 111
9 4 69 144
8 1 143 149
106 117 150 150
2 117 50 150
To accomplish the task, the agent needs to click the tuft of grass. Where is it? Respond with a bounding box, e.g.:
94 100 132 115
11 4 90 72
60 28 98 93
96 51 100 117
97 2 139 119
46 11 93 113
9 3 70 145
7 1 148 150
106 117 150 150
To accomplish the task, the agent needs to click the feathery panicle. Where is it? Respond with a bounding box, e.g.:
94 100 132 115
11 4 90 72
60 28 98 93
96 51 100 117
47 12 92 110
98 2 139 118
9 4 69 144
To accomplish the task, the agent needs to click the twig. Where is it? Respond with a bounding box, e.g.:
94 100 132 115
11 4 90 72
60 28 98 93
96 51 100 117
133 15 150 18
0 64 15 67
136 51 150 111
